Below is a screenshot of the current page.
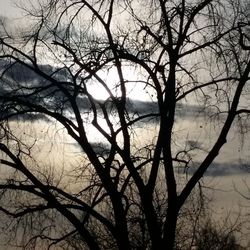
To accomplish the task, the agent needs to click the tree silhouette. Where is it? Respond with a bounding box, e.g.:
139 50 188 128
0 0 250 249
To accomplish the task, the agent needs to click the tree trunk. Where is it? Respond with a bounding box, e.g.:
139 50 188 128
112 194 131 250
142 191 163 249
162 204 179 250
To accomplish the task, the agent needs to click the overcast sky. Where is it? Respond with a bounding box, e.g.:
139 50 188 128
0 0 24 18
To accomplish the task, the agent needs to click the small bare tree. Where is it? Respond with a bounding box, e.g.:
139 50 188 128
0 0 250 249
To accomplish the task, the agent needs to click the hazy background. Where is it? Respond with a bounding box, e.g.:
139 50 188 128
0 0 21 18
0 0 250 247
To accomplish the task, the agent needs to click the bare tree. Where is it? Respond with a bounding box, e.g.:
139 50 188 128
0 0 250 249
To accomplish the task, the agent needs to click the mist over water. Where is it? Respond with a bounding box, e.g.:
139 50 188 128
0 99 249 248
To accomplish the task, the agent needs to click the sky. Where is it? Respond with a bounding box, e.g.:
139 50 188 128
0 0 22 18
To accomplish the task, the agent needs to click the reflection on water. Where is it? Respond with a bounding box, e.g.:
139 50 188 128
3 105 250 190
1 105 250 248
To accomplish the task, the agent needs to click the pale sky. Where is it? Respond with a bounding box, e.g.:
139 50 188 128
0 0 24 18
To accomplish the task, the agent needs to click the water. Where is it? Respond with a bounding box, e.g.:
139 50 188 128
1 103 250 248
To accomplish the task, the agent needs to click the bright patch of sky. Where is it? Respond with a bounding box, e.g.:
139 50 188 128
0 0 152 102
0 0 23 18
